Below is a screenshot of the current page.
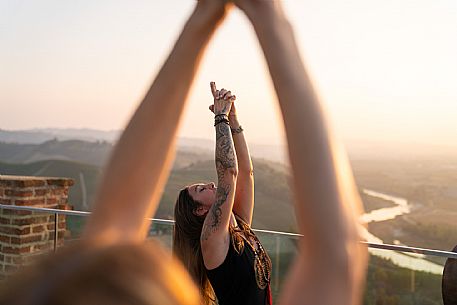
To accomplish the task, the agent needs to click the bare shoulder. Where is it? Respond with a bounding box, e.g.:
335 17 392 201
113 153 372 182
200 230 231 270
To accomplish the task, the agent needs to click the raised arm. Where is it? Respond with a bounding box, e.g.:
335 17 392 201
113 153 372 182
235 2 367 305
209 87 254 225
83 1 231 245
228 103 255 225
200 82 238 269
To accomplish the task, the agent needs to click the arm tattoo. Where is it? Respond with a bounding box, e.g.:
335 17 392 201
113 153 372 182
215 122 236 169
201 122 237 241
201 183 230 241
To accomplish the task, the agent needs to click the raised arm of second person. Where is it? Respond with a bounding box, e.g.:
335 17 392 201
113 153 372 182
83 1 231 246
234 1 367 305
201 82 238 269
227 93 255 225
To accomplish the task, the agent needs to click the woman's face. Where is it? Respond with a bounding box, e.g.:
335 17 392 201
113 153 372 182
188 182 217 215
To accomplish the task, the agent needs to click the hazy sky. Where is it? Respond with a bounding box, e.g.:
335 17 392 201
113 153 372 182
1 0 456 149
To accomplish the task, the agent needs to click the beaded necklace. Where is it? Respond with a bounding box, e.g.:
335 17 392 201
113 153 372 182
230 219 272 290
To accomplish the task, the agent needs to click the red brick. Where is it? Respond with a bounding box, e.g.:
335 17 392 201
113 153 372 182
4 190 34 197
2 209 32 216
0 226 30 235
46 179 74 187
4 264 20 273
46 221 65 230
50 188 65 196
0 198 12 205
0 179 45 188
14 199 45 206
34 189 48 196
0 188 4 197
57 204 72 211
2 246 31 254
2 255 26 265
45 198 58 205
47 231 65 240
10 256 25 265
0 217 10 225
11 235 43 245
0 235 11 243
32 225 45 233
34 243 52 252
10 218 34 226
11 216 48 226
0 254 4 261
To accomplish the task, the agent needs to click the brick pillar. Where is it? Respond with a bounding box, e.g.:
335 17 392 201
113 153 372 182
0 175 74 277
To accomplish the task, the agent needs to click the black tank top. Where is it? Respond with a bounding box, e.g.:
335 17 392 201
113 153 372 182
206 217 272 305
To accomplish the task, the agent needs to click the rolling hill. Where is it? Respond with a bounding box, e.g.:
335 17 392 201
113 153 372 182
0 157 296 232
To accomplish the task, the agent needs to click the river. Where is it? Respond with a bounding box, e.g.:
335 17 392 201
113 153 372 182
360 189 444 274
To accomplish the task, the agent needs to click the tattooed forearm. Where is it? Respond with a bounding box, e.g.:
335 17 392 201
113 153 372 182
201 183 230 241
215 122 237 170
201 122 237 241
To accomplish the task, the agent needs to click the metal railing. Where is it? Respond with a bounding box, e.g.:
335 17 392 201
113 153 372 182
1 204 457 259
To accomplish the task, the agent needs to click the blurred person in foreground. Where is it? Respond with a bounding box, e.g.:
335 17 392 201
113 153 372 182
0 1 367 305
442 245 457 305
174 82 272 305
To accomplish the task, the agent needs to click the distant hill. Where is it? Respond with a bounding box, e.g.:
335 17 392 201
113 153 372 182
0 139 213 169
0 128 287 163
0 157 296 232
0 160 101 211
0 132 296 231
158 159 296 232
178 137 287 163
0 139 113 167
0 128 120 144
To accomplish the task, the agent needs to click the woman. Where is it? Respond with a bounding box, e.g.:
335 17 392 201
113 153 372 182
174 83 271 305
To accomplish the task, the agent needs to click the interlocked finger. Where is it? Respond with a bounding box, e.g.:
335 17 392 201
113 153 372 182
218 88 227 100
224 91 232 100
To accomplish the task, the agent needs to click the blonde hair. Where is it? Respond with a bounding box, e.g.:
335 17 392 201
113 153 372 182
0 240 201 305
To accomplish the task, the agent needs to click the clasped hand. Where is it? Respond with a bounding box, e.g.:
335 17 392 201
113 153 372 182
209 82 236 116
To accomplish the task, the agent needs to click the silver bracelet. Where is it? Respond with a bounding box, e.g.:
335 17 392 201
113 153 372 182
231 125 244 134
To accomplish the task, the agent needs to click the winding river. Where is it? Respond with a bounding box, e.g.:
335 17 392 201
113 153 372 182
360 189 444 275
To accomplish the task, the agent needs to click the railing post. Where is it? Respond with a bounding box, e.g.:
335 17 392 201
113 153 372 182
410 269 415 293
274 235 280 292
54 212 58 252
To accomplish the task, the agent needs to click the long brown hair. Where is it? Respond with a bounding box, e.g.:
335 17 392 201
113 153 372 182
173 188 215 305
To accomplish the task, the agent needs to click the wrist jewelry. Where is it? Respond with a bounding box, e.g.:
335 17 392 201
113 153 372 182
231 125 244 134
214 118 230 127
214 114 230 127
215 113 228 119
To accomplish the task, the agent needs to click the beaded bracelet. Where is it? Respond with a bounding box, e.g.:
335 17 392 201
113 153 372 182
214 113 228 120
214 118 230 127
231 125 244 134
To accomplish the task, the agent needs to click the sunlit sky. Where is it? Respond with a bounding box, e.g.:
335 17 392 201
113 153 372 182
1 0 456 150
